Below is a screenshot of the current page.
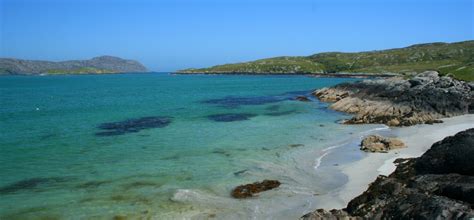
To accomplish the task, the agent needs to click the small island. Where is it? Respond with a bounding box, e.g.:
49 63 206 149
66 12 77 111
0 56 148 75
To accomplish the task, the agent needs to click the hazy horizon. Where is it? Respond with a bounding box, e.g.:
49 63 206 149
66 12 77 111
1 0 473 71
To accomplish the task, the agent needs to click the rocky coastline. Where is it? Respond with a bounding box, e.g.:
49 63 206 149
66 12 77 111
301 72 474 219
302 128 474 219
313 71 473 126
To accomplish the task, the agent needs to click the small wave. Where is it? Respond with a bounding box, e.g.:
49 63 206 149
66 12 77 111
314 140 351 170
171 189 236 208
313 151 330 170
313 125 389 171
360 125 390 136
322 143 346 153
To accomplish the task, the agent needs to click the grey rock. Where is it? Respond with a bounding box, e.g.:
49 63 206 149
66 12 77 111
438 76 454 88
301 209 360 220
409 70 440 86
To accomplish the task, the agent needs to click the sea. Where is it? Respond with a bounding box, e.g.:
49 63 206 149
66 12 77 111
0 73 387 219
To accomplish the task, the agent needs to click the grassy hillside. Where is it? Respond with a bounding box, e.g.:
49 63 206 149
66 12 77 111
182 56 325 74
178 40 474 81
0 56 147 75
45 67 117 74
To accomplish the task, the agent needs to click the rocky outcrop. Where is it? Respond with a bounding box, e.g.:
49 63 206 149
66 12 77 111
415 128 474 175
360 135 405 153
313 71 473 126
231 180 281 198
313 88 350 102
302 128 474 220
0 56 147 75
302 209 359 220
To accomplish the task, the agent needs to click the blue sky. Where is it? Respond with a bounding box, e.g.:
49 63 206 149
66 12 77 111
1 0 473 71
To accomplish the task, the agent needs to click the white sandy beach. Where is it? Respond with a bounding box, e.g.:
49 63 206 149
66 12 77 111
329 114 474 207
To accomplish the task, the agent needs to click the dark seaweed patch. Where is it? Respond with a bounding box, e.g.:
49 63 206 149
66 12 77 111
0 177 68 194
122 181 161 190
202 96 284 108
95 116 172 136
264 110 297 116
76 180 112 189
234 169 249 176
207 113 256 122
212 149 231 157
201 90 312 108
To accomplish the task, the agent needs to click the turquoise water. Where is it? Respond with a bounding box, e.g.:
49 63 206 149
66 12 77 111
0 73 381 219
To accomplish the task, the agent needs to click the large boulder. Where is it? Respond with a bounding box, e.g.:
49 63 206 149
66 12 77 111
360 135 406 153
231 180 281 198
408 71 440 87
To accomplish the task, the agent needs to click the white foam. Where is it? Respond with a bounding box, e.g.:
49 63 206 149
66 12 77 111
313 151 330 170
359 124 390 135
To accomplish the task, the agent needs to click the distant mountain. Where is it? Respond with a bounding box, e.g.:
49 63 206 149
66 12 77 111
0 56 148 75
178 40 474 81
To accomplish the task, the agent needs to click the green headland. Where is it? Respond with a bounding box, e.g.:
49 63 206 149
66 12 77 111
178 40 474 81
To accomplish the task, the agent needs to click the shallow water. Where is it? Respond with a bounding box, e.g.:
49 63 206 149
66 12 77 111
0 73 382 219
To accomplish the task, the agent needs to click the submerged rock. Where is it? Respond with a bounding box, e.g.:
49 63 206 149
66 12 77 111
233 169 249 176
295 96 311 102
207 113 256 122
360 135 405 153
302 128 474 219
231 180 281 198
313 71 473 126
95 116 172 136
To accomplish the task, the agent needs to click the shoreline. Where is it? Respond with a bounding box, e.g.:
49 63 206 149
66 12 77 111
325 114 474 208
173 72 398 78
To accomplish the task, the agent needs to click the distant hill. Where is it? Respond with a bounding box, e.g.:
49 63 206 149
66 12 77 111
0 56 148 75
178 40 474 81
